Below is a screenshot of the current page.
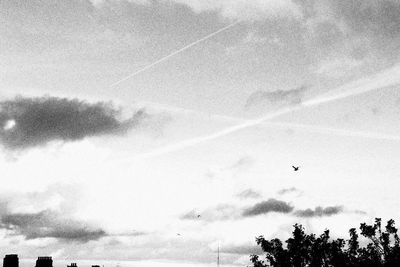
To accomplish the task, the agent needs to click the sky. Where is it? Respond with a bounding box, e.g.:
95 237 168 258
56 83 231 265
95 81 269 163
1 0 400 266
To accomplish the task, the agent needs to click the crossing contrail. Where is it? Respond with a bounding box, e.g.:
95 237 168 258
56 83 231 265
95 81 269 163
109 21 240 88
114 64 400 162
136 101 400 142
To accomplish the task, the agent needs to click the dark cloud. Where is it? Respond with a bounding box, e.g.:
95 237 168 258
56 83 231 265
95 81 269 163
245 85 308 109
181 200 347 222
0 185 107 242
236 189 261 199
277 187 299 195
109 230 147 237
294 206 343 218
0 96 147 150
242 199 294 217
180 210 200 220
0 209 106 242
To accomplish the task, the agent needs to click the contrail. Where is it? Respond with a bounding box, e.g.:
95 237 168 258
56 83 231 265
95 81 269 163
138 101 400 142
113 63 400 163
109 21 240 88
304 63 400 107
262 121 400 141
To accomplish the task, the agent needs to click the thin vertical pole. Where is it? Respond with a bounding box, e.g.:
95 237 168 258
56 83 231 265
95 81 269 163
217 242 220 267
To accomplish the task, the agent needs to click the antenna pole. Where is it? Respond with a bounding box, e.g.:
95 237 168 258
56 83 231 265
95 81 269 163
217 242 220 267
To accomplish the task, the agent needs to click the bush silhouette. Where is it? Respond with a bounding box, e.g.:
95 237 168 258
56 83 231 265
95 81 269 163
250 218 400 267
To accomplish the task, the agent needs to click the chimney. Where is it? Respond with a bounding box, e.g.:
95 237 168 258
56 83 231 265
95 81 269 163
3 255 18 267
35 257 53 267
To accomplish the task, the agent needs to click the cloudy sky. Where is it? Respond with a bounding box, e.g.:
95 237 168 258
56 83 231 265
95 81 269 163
1 0 400 266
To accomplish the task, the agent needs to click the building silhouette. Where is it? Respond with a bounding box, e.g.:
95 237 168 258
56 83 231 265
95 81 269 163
35 257 52 267
3 254 18 267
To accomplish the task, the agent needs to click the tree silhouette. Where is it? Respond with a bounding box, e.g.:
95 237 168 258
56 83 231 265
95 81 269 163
249 218 400 267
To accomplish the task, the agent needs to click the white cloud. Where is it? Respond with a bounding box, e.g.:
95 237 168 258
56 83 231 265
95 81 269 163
171 0 302 21
91 0 303 21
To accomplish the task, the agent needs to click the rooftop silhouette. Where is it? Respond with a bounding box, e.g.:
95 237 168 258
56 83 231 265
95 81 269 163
35 257 52 267
3 255 18 267
2 255 104 267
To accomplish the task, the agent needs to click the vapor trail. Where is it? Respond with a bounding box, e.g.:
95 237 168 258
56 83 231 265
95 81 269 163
262 122 400 141
116 64 400 161
125 106 358 161
137 101 400 141
138 101 400 142
109 21 240 88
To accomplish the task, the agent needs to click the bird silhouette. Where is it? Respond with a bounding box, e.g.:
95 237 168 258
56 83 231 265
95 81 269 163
197 215 201 218
177 233 181 236
292 166 300 171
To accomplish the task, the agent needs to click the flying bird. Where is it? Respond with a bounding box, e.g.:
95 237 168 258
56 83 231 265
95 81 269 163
177 233 181 236
197 215 201 218
292 166 300 171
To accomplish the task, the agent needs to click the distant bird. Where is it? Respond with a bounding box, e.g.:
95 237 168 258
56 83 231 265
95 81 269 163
197 215 201 218
177 233 181 236
292 166 300 171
